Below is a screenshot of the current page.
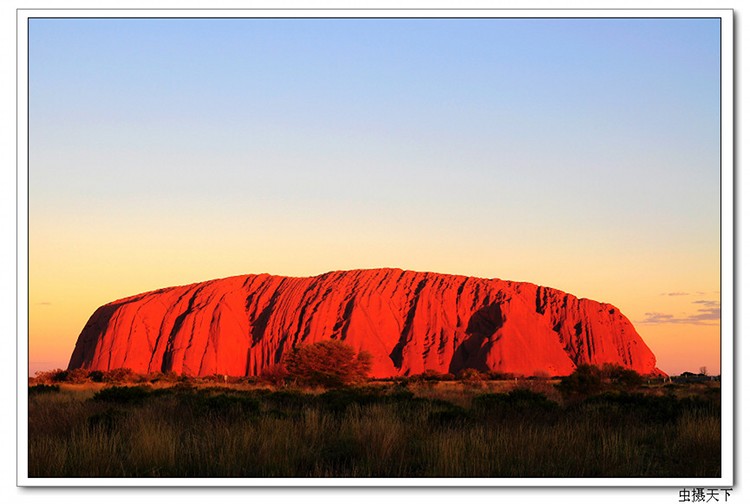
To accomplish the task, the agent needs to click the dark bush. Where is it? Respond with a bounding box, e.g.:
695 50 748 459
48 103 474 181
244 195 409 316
29 384 60 395
475 388 557 409
580 392 672 422
198 393 261 418
319 436 363 469
92 385 152 405
260 389 312 411
285 340 372 388
51 369 69 382
473 388 559 422
486 371 516 380
427 405 474 428
165 382 196 396
318 388 372 412
580 392 716 423
88 370 105 382
406 370 455 384
555 364 604 398
601 363 644 390
613 369 643 390
87 408 127 433
318 387 415 412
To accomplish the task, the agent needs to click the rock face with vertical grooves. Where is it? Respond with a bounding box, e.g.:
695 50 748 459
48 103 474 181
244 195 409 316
68 269 663 377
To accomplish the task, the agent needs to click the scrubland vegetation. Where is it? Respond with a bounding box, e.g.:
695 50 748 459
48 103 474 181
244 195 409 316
28 367 720 478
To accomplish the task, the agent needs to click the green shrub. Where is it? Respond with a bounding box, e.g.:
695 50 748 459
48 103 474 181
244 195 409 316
285 340 372 388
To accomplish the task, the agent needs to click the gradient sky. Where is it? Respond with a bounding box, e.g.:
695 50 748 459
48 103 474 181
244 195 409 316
28 17 721 376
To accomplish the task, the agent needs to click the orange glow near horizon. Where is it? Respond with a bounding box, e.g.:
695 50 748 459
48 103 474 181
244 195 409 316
28 212 721 377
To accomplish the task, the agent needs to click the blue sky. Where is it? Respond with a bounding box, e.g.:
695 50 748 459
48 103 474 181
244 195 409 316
30 18 719 218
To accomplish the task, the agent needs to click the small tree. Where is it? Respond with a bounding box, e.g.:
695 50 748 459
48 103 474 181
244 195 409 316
601 363 643 390
102 368 140 383
260 363 289 386
285 340 372 388
50 369 69 383
65 368 90 384
612 368 643 390
457 368 481 380
88 370 105 382
555 364 604 398
457 368 485 390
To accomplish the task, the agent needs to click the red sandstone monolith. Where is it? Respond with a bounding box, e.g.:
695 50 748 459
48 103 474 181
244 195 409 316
68 269 662 377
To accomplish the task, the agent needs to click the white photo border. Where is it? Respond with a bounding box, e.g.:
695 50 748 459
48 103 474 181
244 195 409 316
16 7 734 488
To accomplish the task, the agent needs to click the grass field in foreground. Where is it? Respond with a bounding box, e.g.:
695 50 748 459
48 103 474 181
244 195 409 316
27 379 720 478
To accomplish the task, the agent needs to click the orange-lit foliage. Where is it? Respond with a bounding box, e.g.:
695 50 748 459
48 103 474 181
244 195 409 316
285 340 372 388
259 364 289 386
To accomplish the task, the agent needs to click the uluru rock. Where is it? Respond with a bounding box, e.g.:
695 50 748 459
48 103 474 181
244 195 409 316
68 269 662 377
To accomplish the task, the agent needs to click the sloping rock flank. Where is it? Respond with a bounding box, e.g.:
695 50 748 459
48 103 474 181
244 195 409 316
68 269 662 377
